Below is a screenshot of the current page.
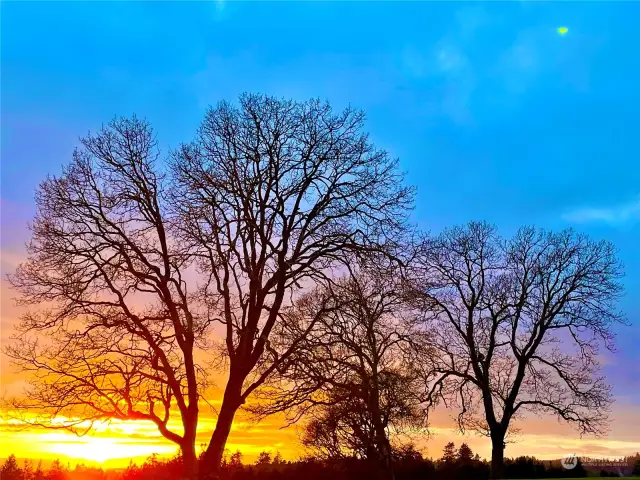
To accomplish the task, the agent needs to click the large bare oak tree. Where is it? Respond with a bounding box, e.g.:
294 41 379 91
170 94 414 476
409 222 625 479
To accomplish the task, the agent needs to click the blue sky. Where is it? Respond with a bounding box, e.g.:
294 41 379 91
2 0 639 422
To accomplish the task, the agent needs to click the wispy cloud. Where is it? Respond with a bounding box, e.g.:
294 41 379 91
398 5 596 124
562 197 640 225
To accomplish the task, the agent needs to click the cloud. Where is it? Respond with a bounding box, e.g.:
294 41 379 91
562 197 640 225
397 5 598 124
397 6 523 123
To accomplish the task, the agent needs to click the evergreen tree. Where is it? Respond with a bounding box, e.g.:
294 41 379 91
1 454 22 480
256 451 272 466
34 460 45 480
441 442 457 465
46 459 68 480
22 459 34 480
457 443 474 465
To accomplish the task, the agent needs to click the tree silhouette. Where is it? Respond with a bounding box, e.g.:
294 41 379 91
122 460 141 480
228 451 243 469
35 460 46 480
457 443 473 465
255 451 272 466
301 396 377 461
251 264 425 479
272 452 285 465
1 454 22 480
22 459 35 480
4 117 206 477
410 222 625 479
46 459 68 480
170 93 414 476
441 442 457 465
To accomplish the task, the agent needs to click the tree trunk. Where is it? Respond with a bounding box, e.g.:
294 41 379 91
379 434 395 480
490 433 505 479
182 441 198 479
199 377 243 479
184 346 200 479
369 395 395 480
371 419 394 480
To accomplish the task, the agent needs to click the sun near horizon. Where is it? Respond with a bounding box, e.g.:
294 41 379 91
2 408 640 469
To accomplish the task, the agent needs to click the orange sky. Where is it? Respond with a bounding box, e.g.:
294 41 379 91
1 402 639 469
1 215 639 469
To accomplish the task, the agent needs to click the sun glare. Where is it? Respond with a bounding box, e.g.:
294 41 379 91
44 433 177 464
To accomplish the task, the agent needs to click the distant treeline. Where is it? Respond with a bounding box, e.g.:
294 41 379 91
3 445 640 480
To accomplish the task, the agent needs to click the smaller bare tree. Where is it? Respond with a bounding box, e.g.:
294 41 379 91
4 118 209 478
301 394 380 461
408 222 625 479
254 265 427 479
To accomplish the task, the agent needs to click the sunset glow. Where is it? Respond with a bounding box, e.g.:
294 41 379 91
2 409 640 468
0 413 306 467
2 1 639 476
40 433 176 465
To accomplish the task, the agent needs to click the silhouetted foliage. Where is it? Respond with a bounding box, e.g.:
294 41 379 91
1 454 22 480
0 452 608 480
255 451 272 466
503 456 546 479
46 459 69 480
440 442 457 466
434 442 489 480
71 464 109 480
457 443 473 465
600 470 620 477
272 452 284 466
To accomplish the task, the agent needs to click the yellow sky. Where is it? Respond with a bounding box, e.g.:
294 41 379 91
1 243 639 469
0 412 302 468
1 402 639 469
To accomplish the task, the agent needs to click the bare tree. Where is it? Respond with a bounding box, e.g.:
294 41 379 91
253 266 426 479
4 118 208 478
408 222 625 479
301 395 379 461
170 94 414 476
